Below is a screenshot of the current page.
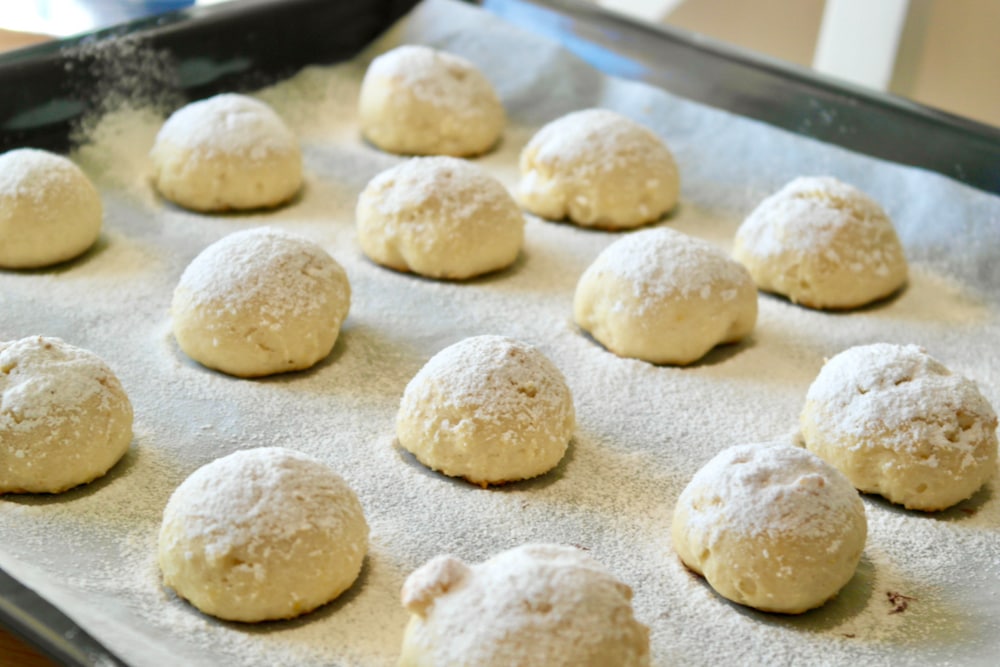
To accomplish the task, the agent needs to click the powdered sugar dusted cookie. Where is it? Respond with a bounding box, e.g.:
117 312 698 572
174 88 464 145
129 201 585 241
151 93 302 211
801 343 998 511
399 544 650 667
359 45 505 157
518 108 679 229
171 227 350 377
671 443 866 614
574 227 757 365
396 336 574 487
356 157 523 279
0 149 102 269
732 176 907 309
0 336 132 494
158 447 368 622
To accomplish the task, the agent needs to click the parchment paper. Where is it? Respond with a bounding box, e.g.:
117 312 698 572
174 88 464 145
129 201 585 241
2 1 999 665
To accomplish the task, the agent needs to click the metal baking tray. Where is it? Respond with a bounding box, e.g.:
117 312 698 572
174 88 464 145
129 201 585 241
2 0 998 192
1 1 998 664
485 0 1000 195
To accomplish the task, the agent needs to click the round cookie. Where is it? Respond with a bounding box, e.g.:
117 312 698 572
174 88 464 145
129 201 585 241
356 156 524 279
0 148 102 269
732 176 908 309
150 93 302 211
671 443 867 614
157 447 368 622
574 227 757 365
358 45 505 157
517 108 679 229
396 335 574 487
399 544 650 667
800 343 998 511
171 227 350 378
0 336 132 494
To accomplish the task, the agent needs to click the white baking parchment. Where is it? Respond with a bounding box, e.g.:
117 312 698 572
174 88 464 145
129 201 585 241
2 0 1000 665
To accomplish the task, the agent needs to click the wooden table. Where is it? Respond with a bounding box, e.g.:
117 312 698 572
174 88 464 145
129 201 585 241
0 628 58 667
0 28 51 53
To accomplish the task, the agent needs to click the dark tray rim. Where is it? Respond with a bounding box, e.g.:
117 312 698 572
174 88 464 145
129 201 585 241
485 0 1000 194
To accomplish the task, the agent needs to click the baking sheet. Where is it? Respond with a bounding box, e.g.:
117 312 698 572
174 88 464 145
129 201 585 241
1 0 1000 665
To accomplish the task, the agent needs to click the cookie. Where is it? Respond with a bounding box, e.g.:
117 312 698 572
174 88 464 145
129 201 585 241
574 227 757 365
357 157 523 279
733 177 907 309
158 447 369 622
171 228 350 377
672 443 866 613
0 149 102 268
0 336 132 494
359 45 504 157
400 544 650 666
396 336 574 486
801 343 997 510
151 93 302 211
518 109 679 229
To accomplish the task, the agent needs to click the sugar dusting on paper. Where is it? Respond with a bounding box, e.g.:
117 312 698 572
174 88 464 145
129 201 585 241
1 0 1000 666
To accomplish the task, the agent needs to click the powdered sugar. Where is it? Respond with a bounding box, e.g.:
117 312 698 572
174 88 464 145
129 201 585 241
582 227 752 305
0 0 998 665
366 156 513 223
678 443 863 542
805 343 997 459
173 227 348 322
736 176 902 269
161 447 365 553
400 544 649 666
0 149 83 202
0 336 121 435
523 108 668 176
364 45 497 115
399 334 572 437
152 93 298 160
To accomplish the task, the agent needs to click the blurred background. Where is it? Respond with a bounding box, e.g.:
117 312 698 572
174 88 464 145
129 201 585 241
0 0 212 35
0 0 997 128
599 0 1000 128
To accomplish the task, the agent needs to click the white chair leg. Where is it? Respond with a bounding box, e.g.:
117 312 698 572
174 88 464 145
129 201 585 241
812 0 916 91
596 0 688 25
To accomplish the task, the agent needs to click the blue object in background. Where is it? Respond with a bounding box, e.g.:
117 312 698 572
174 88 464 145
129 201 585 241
0 0 201 36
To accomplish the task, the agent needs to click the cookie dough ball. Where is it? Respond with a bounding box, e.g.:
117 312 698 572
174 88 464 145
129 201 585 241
801 343 998 511
400 544 650 667
356 157 524 279
171 227 350 377
359 45 505 157
0 336 132 494
518 109 679 229
158 447 368 622
396 336 574 487
672 443 867 614
732 176 908 309
0 149 102 269
574 227 757 365
150 93 302 211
